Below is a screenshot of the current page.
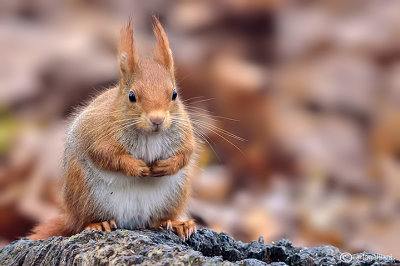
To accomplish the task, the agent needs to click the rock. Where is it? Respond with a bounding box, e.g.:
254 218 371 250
0 228 399 265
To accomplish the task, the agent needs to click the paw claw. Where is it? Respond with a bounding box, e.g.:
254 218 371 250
159 219 196 240
102 221 111 232
167 220 172 230
110 219 118 229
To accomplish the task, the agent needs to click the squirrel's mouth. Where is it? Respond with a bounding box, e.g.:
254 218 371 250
151 125 163 133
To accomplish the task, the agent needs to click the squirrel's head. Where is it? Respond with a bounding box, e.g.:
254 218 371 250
117 18 181 133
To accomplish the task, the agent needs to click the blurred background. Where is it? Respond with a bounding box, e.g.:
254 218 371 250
1 0 400 258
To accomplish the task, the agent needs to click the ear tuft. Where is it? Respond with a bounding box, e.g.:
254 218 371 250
153 16 174 74
119 19 137 79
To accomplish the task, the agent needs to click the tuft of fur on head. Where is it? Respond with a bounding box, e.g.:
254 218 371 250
119 19 138 84
152 16 174 76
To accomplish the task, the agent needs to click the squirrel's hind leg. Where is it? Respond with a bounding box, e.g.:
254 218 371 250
159 219 196 241
85 219 117 232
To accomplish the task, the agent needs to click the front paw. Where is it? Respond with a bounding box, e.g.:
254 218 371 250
125 159 150 177
150 158 179 177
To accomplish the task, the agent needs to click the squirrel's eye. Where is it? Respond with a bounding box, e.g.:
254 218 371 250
129 91 136 102
172 90 177 101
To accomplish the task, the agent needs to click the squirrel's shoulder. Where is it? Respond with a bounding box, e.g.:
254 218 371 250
73 87 119 118
88 87 119 108
68 87 119 134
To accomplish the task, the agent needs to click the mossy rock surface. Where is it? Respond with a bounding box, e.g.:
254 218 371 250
0 228 398 265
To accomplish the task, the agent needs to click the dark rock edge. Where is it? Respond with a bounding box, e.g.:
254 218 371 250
0 228 398 265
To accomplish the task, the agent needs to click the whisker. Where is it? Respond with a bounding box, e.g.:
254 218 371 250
172 120 221 162
171 117 245 156
184 105 213 113
173 111 240 122
184 98 215 105
183 105 217 115
183 104 240 121
191 120 247 142
182 96 206 103
172 117 246 142
199 125 245 155
176 71 195 83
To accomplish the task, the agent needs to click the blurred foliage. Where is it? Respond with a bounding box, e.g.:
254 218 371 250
0 105 19 157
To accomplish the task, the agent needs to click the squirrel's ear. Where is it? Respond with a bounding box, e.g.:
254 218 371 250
153 17 174 75
119 19 138 84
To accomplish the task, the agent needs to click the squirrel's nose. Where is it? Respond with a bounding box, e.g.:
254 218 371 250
148 111 166 127
151 117 164 126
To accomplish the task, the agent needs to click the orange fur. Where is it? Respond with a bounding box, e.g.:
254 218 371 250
119 19 138 85
153 17 174 75
27 18 197 240
28 215 71 241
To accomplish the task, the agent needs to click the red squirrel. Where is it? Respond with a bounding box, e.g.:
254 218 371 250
28 18 197 241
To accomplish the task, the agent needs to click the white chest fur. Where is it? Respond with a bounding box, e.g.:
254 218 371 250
83 131 187 229
123 130 182 164
129 133 172 164
87 164 187 229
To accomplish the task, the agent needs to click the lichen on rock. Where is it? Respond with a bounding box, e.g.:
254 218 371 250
0 228 398 265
